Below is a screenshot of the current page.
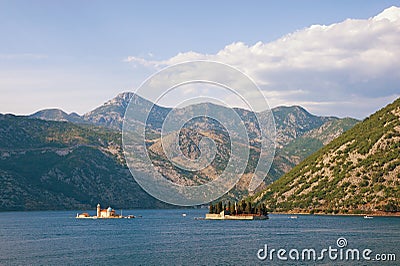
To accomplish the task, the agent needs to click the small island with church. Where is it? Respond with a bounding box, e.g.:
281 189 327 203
76 203 135 219
205 200 269 220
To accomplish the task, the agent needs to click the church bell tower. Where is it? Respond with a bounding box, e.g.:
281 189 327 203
97 203 101 217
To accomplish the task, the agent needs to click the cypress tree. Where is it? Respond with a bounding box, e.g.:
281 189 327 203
245 201 252 214
261 203 267 215
218 201 223 214
241 200 247 214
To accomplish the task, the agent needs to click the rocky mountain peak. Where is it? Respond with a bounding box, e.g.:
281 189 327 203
103 92 134 108
271 105 336 148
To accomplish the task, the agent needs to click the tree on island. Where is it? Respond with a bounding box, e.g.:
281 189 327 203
209 203 214 214
241 200 247 214
218 201 223 213
214 202 219 213
208 200 268 215
229 201 235 215
245 201 252 214
261 203 268 215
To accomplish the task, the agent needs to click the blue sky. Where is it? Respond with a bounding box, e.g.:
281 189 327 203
1 0 399 118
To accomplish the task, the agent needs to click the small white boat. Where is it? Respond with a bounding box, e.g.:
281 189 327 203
289 215 298 219
182 213 187 217
364 215 373 219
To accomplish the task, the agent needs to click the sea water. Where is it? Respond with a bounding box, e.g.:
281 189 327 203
0 209 398 265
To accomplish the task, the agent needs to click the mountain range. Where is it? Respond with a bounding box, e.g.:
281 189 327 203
30 92 358 188
0 92 358 210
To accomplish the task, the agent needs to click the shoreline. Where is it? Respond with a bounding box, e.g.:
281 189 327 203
1 208 399 217
270 211 400 217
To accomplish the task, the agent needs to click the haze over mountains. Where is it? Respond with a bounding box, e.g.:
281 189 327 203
1 92 359 210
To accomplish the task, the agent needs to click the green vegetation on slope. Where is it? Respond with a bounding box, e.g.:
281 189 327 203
0 115 168 211
252 98 400 215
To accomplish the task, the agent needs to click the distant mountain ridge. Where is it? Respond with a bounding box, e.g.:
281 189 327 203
30 108 86 124
31 91 358 184
29 92 353 147
29 92 358 185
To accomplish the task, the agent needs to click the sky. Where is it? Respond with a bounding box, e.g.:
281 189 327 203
0 0 399 119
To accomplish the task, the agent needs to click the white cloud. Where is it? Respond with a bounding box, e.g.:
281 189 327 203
125 6 400 118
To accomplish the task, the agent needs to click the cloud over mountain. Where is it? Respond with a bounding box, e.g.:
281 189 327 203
126 6 400 118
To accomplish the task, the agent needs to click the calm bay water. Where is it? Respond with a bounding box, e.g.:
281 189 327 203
0 209 399 265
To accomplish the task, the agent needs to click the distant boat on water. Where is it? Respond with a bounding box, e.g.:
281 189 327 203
364 215 374 219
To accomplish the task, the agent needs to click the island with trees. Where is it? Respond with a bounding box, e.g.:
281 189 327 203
205 200 268 220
